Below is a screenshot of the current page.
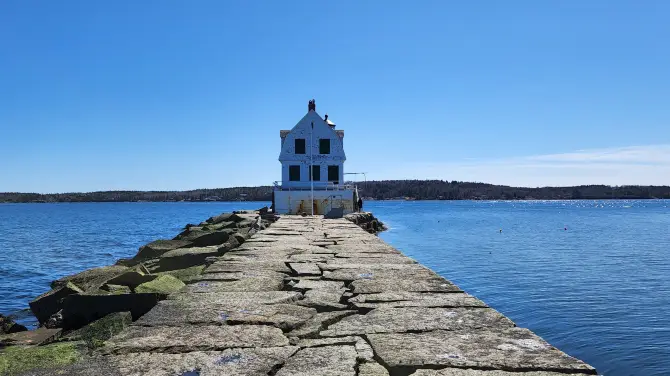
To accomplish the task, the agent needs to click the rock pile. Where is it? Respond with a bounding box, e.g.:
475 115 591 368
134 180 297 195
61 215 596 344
1 209 275 355
344 212 387 233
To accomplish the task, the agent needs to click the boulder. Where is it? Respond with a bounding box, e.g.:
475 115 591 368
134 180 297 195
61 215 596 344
51 265 128 291
154 265 205 283
217 236 240 253
134 275 185 295
101 284 133 295
132 239 193 262
29 282 83 324
61 293 161 329
156 246 220 271
206 212 244 225
63 311 132 349
237 219 256 228
175 229 232 247
204 221 237 231
105 270 156 289
0 314 27 334
232 232 247 245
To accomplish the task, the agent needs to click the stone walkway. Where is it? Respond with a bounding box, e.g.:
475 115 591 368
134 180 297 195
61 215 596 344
33 216 597 376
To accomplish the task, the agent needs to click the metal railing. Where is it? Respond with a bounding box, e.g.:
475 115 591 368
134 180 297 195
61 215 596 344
273 181 355 191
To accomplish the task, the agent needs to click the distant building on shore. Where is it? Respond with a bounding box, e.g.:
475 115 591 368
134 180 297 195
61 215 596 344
272 99 358 216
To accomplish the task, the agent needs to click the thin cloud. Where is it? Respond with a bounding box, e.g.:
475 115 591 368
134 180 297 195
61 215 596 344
379 145 670 187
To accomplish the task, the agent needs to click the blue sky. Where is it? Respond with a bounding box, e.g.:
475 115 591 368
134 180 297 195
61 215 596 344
2 0 669 193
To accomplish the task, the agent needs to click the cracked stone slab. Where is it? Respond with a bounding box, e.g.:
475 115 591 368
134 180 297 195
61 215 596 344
134 300 316 330
289 335 374 362
292 279 345 291
349 292 487 309
318 263 431 272
288 254 335 262
321 307 514 336
167 291 302 305
410 370 592 376
367 329 597 374
324 256 416 264
275 345 357 376
359 361 390 376
182 277 284 293
325 244 401 254
52 347 299 376
288 263 322 276
323 268 440 282
334 252 405 258
296 289 348 311
190 270 285 282
287 310 356 338
205 261 291 273
103 325 289 354
350 278 462 293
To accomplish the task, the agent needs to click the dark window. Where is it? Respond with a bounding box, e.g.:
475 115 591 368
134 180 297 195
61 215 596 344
289 165 300 181
295 139 306 154
310 165 321 181
319 139 330 154
328 165 339 182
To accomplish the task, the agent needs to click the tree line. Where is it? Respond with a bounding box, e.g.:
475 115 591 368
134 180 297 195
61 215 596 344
1 180 669 203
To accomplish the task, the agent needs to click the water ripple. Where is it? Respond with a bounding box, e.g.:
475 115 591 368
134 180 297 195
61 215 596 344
374 199 670 376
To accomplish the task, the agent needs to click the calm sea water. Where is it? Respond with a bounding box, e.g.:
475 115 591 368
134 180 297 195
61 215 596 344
1 200 668 375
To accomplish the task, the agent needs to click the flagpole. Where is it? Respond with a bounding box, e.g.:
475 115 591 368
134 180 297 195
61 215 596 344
309 122 314 217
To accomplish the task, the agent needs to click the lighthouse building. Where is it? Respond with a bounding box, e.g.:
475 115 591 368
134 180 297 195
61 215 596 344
272 100 358 216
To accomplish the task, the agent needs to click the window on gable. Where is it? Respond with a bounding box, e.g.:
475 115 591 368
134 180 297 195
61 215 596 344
319 139 330 154
289 165 301 181
328 165 339 182
295 139 306 154
310 165 321 181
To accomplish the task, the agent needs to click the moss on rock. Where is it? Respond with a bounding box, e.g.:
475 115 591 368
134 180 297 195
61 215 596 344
64 312 132 349
134 275 185 295
0 343 81 375
155 265 205 283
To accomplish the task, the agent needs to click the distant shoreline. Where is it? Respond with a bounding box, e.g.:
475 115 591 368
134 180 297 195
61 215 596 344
2 180 670 203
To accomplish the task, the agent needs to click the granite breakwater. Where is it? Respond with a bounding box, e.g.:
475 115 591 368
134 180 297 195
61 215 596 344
0 209 596 376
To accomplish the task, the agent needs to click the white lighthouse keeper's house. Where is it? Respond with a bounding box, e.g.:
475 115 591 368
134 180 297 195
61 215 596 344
272 99 359 216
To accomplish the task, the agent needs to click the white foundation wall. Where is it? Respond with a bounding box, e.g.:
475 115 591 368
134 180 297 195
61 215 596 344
274 189 355 215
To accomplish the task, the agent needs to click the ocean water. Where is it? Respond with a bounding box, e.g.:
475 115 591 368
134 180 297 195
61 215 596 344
1 200 669 375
